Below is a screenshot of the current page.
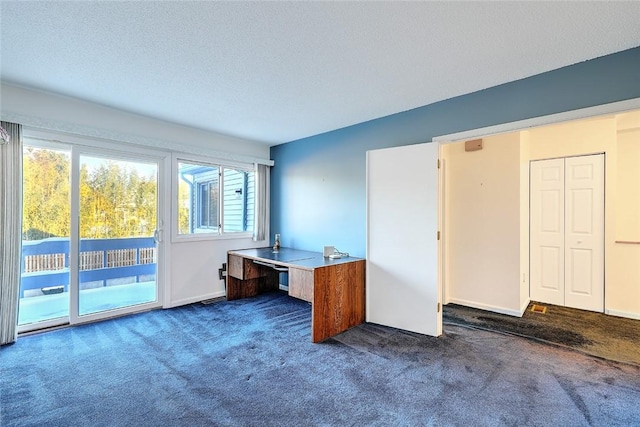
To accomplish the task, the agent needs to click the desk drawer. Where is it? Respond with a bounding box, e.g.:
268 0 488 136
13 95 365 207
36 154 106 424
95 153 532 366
228 254 263 280
289 267 314 303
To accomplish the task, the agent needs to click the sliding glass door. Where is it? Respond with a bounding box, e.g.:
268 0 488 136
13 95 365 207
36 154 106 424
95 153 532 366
19 139 164 332
76 154 158 317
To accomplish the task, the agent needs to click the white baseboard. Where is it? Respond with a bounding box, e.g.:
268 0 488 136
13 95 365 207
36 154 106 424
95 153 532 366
167 291 226 308
446 298 523 317
446 298 640 320
605 308 640 321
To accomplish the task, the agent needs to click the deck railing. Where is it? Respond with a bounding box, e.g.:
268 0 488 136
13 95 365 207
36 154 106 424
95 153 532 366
21 237 156 298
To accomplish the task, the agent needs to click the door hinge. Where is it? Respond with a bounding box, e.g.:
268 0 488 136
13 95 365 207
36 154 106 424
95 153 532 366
437 303 441 313
437 231 441 240
437 159 441 169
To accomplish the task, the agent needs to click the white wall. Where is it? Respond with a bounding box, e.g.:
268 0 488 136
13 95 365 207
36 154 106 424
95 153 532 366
528 115 640 320
2 83 271 308
444 113 640 320
443 132 523 315
612 112 640 319
169 237 268 307
1 83 270 162
616 111 640 242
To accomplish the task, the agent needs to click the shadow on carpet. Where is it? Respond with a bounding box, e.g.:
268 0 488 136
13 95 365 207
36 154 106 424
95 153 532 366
443 302 640 366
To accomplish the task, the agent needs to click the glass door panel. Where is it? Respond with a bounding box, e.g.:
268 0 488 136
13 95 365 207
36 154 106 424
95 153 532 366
77 155 158 316
19 144 72 328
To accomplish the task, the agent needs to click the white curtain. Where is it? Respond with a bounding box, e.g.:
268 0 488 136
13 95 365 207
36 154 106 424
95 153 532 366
253 163 268 242
0 121 23 345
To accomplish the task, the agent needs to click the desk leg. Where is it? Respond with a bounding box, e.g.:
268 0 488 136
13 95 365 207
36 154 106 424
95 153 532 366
226 270 279 301
227 276 257 300
311 261 365 342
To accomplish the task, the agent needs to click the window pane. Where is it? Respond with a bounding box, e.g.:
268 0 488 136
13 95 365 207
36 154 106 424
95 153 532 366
222 168 255 233
208 182 219 229
177 162 219 234
20 145 71 325
196 182 218 228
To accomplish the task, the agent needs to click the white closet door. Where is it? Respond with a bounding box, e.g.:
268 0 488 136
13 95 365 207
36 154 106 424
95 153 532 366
366 143 441 336
530 154 604 312
530 158 565 306
564 154 604 312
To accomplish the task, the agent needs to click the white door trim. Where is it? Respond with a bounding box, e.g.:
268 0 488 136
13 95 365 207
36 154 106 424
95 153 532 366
432 98 640 144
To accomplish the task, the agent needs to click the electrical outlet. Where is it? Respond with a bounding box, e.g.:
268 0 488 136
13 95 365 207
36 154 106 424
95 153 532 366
219 263 227 280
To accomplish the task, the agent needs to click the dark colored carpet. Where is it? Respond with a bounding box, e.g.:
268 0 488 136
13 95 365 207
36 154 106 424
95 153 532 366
1 291 639 426
444 302 640 366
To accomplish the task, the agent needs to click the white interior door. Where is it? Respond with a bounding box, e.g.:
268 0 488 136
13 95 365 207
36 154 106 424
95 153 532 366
530 154 604 312
530 158 565 305
564 155 605 311
366 143 441 336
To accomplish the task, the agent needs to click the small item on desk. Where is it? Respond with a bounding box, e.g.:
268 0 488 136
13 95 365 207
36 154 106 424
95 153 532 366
273 233 281 252
328 248 349 259
323 245 335 257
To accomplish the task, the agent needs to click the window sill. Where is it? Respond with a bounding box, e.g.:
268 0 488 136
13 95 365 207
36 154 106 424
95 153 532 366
171 232 255 244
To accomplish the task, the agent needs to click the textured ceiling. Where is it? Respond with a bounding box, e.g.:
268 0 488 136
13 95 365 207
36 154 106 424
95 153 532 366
1 1 639 146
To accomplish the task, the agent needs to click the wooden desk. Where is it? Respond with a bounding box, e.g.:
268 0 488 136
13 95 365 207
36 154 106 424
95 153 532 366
227 247 365 343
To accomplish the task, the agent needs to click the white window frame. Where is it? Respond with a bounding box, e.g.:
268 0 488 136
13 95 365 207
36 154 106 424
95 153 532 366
171 153 255 242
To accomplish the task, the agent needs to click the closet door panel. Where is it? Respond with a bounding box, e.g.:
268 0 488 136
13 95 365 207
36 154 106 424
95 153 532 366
564 154 604 312
530 158 565 306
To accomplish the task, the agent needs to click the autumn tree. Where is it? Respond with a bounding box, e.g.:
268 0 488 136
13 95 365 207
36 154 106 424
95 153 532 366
23 147 157 241
23 147 70 240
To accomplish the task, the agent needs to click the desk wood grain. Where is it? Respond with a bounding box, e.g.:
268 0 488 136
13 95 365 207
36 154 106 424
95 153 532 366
289 267 314 303
312 260 365 343
227 254 279 300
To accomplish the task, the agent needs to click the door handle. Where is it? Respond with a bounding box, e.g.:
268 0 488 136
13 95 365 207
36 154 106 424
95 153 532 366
153 229 160 244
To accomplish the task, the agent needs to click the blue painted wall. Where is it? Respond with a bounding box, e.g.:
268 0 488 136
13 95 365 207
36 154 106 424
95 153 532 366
270 46 640 258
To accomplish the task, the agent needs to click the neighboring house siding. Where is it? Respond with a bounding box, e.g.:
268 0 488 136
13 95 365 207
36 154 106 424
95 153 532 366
223 169 253 232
